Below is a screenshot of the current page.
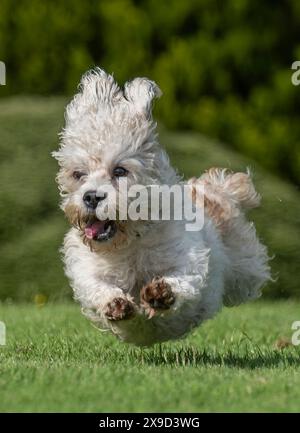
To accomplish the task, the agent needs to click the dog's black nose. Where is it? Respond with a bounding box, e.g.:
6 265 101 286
83 190 107 209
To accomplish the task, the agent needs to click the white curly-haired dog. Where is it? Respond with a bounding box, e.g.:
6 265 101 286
53 67 270 346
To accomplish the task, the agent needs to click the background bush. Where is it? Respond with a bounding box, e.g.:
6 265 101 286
0 0 299 186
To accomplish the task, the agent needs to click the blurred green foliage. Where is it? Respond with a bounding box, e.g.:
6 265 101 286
0 97 299 301
0 0 300 185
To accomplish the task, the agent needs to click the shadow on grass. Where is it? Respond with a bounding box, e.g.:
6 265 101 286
113 345 300 369
8 340 299 370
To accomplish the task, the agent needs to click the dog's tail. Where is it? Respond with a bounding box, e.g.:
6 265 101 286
189 168 260 233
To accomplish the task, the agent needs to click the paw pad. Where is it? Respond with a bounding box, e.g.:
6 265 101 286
140 278 175 318
104 297 135 321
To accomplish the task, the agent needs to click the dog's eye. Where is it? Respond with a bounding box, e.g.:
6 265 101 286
113 166 128 177
72 171 86 180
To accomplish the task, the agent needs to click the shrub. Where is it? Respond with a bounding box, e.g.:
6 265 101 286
1 0 299 184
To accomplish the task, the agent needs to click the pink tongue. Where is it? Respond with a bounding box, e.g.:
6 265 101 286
84 221 106 239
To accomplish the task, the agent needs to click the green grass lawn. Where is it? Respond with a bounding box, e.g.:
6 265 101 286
0 301 299 412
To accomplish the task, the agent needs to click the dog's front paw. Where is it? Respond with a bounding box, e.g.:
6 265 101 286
104 297 135 321
140 278 175 319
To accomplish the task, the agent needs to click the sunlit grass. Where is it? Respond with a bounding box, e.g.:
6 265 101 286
0 301 299 412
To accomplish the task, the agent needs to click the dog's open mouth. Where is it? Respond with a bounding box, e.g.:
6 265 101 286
84 218 117 242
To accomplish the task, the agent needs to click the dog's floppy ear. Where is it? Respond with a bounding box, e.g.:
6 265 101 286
124 78 162 119
65 67 123 125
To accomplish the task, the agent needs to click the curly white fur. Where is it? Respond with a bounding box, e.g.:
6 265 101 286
53 68 271 346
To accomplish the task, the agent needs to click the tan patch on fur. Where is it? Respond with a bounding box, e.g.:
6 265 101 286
203 194 233 232
140 277 175 318
189 176 233 232
189 167 260 234
64 201 88 230
200 168 260 209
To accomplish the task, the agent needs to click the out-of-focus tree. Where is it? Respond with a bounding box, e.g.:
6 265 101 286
0 0 299 185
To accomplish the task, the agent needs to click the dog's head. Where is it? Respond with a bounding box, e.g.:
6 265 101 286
53 68 178 250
